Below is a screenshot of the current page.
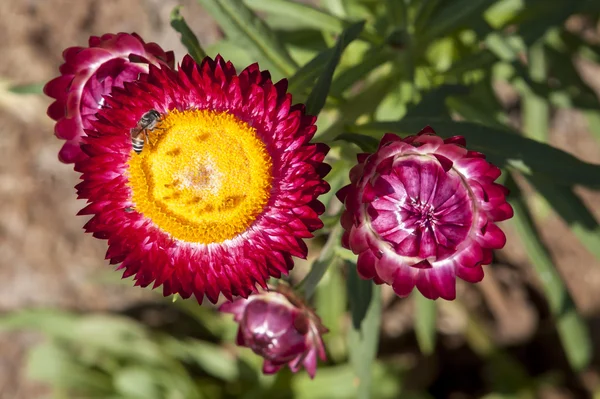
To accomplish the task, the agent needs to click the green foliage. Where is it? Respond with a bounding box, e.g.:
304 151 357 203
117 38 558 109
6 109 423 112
414 293 437 355
170 6 208 62
347 266 382 399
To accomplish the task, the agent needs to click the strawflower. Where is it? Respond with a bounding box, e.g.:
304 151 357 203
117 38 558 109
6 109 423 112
44 32 174 163
46 35 330 303
337 127 513 300
220 286 327 378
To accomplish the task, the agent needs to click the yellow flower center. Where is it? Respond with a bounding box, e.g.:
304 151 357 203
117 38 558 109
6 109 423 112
127 109 272 244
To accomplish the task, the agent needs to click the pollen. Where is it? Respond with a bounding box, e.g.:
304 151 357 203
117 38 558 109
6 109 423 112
127 109 272 244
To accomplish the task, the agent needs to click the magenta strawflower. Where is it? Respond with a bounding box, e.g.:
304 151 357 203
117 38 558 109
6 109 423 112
220 286 327 378
72 52 330 303
337 127 513 300
44 32 174 163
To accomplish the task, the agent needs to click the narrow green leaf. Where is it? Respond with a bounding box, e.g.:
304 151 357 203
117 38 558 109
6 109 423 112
322 0 347 18
330 48 394 96
114 367 162 399
196 0 298 77
335 132 379 153
244 0 345 33
305 21 365 116
449 77 508 126
163 338 239 382
348 265 382 399
288 50 333 98
27 342 114 394
420 0 496 43
484 0 524 29
347 118 600 188
8 82 45 95
292 363 403 399
170 6 207 62
296 225 343 299
522 41 549 143
385 0 407 28
206 39 256 70
507 176 592 371
315 261 347 361
527 175 600 262
583 110 600 144
404 84 470 119
413 0 443 38
0 309 78 337
443 50 498 78
505 0 577 46
317 66 401 142
414 293 437 355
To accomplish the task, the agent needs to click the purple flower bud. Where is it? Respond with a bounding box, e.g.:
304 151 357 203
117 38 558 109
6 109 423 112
337 127 514 300
220 287 327 378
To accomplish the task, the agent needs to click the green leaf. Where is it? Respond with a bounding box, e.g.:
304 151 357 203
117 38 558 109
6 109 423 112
114 367 162 399
305 21 366 116
507 176 592 371
170 6 207 62
419 0 496 43
385 0 407 28
27 342 114 394
206 39 256 69
288 50 333 99
442 50 498 78
0 309 78 337
414 293 437 355
244 0 345 33
196 0 298 77
347 118 600 188
413 0 443 38
74 315 166 365
335 132 379 153
163 338 240 382
315 261 347 361
330 48 395 96
446 83 510 128
296 225 343 299
484 0 525 29
526 175 600 262
403 84 470 119
522 42 549 143
508 0 577 46
322 0 347 18
8 82 45 95
584 110 600 144
347 265 382 399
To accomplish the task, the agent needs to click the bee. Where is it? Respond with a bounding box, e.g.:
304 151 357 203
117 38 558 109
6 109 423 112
130 109 162 154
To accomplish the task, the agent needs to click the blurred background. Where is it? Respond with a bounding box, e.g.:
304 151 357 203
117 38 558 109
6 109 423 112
1 0 600 398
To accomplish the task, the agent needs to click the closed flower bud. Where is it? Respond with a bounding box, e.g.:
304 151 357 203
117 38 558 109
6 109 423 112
220 287 327 378
337 127 513 300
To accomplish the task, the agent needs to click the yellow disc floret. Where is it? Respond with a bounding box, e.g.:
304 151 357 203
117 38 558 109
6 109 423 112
127 109 272 244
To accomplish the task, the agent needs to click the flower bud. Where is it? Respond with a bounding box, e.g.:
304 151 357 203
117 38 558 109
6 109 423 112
220 287 327 378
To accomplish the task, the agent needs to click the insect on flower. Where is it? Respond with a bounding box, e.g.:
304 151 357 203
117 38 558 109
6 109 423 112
69 54 330 304
130 109 162 154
